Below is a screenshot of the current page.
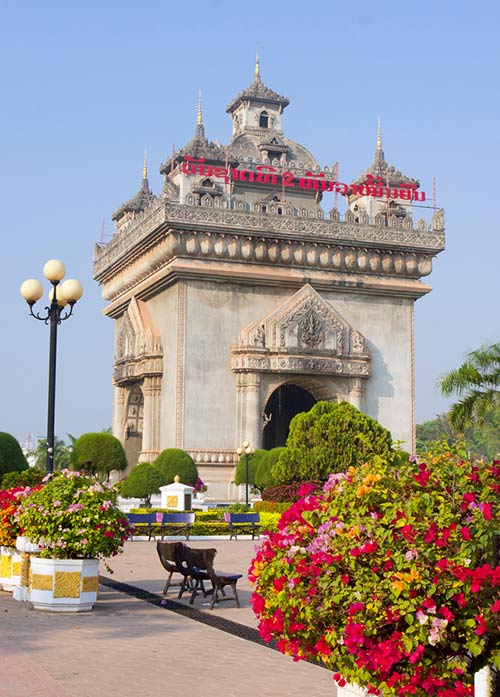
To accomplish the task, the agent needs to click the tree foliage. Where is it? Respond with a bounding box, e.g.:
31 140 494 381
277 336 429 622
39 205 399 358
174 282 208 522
29 437 71 471
70 432 127 479
234 449 267 489
417 407 500 460
120 462 164 506
153 448 198 487
438 341 499 431
272 401 393 484
255 447 285 491
0 432 28 482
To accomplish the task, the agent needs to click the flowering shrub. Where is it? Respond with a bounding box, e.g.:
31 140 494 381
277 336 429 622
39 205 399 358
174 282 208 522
0 486 31 547
16 470 131 560
249 445 499 696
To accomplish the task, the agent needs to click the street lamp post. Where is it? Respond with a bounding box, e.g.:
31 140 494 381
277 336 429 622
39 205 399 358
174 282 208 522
236 440 254 507
20 260 83 474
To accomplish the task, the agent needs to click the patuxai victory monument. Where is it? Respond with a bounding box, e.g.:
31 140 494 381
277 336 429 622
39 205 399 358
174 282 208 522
93 58 445 496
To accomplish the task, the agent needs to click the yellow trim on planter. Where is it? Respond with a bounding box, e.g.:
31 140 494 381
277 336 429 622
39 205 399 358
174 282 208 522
54 571 81 598
0 555 13 578
81 576 99 593
12 561 22 576
32 573 53 591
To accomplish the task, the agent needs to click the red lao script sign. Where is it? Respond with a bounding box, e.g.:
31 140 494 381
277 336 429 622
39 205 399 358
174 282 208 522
180 157 426 202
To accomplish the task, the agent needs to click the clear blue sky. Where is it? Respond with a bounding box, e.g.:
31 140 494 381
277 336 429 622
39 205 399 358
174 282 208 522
1 0 498 447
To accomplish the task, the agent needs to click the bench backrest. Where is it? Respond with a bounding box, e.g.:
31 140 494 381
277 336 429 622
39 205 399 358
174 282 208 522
156 540 184 573
126 513 157 524
162 513 196 524
225 513 260 524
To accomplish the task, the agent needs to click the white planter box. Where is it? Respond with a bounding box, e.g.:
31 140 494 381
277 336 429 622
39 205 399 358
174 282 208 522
0 546 22 591
16 536 44 553
30 557 99 612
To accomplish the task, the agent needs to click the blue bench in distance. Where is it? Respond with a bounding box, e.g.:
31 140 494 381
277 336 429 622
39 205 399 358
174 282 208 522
225 512 261 540
161 513 195 540
126 513 158 540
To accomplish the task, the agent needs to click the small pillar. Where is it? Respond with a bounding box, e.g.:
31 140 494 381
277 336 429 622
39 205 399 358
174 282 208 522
159 475 194 511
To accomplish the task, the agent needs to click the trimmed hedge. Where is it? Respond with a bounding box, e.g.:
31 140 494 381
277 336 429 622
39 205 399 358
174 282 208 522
254 500 291 514
125 508 282 535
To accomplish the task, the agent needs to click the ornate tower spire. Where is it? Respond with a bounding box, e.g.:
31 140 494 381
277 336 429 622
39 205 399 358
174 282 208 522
373 116 385 170
197 90 203 125
143 149 148 179
194 90 206 141
255 51 260 81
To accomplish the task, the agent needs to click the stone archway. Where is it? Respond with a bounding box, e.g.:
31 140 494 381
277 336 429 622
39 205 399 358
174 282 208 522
263 383 316 449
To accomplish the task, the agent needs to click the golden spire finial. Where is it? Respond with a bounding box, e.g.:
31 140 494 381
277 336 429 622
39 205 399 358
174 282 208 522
197 90 203 125
143 149 147 179
377 116 382 151
255 51 260 78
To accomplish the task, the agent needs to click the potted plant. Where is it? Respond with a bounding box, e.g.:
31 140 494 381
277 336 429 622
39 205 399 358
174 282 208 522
249 444 499 696
16 470 131 611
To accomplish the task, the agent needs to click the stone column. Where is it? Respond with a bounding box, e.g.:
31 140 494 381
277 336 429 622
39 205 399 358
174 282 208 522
348 378 365 411
113 386 127 444
236 372 262 449
140 376 162 462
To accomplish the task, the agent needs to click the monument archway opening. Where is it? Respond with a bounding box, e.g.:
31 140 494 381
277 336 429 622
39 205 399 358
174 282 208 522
263 384 316 449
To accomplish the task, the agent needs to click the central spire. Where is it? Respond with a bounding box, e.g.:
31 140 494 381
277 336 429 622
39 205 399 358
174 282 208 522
197 90 203 125
377 116 382 151
255 51 260 80
143 149 148 179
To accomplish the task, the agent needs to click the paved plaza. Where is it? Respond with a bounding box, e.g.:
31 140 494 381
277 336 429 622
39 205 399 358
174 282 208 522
0 539 337 697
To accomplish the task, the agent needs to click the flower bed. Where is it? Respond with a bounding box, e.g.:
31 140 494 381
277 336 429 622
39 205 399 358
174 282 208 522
249 446 499 696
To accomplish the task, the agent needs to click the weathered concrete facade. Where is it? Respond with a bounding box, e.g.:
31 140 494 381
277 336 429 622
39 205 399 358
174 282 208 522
93 61 444 496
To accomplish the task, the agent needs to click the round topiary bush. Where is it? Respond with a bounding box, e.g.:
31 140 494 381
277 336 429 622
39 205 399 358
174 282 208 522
153 448 198 487
70 432 127 479
0 432 28 483
120 462 164 506
272 401 393 484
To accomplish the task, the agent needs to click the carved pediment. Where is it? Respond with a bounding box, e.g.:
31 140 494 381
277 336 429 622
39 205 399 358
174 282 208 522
232 284 371 377
114 297 163 384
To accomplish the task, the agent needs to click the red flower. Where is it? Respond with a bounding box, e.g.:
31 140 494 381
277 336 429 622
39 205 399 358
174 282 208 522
413 467 430 486
333 673 346 687
479 502 493 520
490 599 500 613
273 576 287 591
460 526 471 540
438 606 454 622
348 602 365 616
475 614 487 635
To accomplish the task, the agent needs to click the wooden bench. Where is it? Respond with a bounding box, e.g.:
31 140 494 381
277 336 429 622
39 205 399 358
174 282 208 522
176 545 242 609
161 513 195 540
224 512 261 540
